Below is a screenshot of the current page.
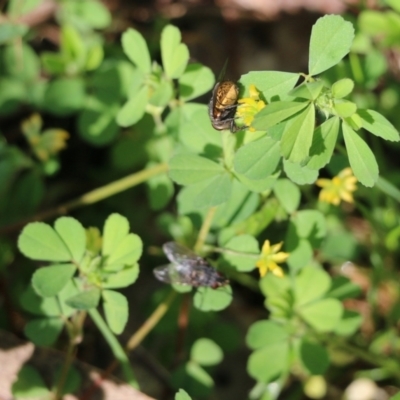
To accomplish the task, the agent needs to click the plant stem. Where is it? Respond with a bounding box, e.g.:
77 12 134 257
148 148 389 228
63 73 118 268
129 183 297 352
0 163 169 234
194 207 217 253
125 289 177 351
53 338 75 400
81 289 177 399
334 340 400 380
88 308 138 388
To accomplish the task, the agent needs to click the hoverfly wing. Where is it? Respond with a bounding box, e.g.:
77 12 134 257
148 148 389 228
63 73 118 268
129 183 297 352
153 263 192 286
217 59 229 82
162 242 203 268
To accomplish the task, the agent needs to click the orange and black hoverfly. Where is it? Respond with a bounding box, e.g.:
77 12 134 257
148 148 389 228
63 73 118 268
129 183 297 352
208 62 242 133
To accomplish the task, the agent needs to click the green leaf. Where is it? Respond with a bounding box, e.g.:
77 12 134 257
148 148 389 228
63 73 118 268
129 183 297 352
0 78 26 115
65 288 100 310
169 154 224 185
236 171 280 193
186 361 214 388
175 389 192 400
179 63 215 101
334 310 362 336
43 77 85 116
246 320 289 350
24 317 64 346
212 179 259 229
61 24 85 63
57 280 80 317
78 99 119 146
308 15 355 75
100 216 141 271
273 178 301 213
284 159 319 184
333 100 357 118
307 116 340 170
161 25 189 79
289 80 324 100
12 365 50 398
299 298 343 332
281 103 315 163
193 173 233 208
328 276 361 300
18 222 71 262
0 22 28 44
85 44 104 71
32 264 76 297
62 0 111 29
54 217 86 263
104 233 143 271
233 136 281 180
20 286 61 317
102 290 128 334
295 266 331 306
247 341 289 383
121 29 151 73
116 85 147 127
299 339 330 375
41 52 68 75
286 211 326 271
342 122 379 187
147 170 174 210
223 235 259 272
149 80 173 107
191 338 223 366
358 109 400 142
102 264 140 289
239 71 299 102
3 43 40 81
386 0 400 13
289 210 327 242
332 78 354 99
286 239 313 272
194 285 232 311
177 105 222 154
102 213 129 257
252 101 308 131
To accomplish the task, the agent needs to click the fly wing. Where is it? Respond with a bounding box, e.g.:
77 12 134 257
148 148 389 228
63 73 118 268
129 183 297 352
153 263 193 286
162 242 204 268
217 59 229 82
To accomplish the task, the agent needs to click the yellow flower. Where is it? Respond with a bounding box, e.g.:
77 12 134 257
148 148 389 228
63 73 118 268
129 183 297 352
256 240 289 277
236 84 266 131
316 167 357 206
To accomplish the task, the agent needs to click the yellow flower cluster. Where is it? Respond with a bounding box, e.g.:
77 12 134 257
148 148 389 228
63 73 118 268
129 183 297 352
256 240 289 278
316 167 357 206
236 84 266 131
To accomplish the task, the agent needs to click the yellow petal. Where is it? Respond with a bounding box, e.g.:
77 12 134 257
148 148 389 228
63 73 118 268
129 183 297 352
272 251 289 263
272 266 284 277
316 179 330 188
261 240 271 254
258 265 267 277
270 241 283 253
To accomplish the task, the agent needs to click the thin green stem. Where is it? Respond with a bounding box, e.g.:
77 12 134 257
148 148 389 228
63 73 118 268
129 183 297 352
88 308 138 388
125 290 177 351
53 340 75 400
333 340 400 380
194 207 217 253
0 163 169 234
209 246 259 258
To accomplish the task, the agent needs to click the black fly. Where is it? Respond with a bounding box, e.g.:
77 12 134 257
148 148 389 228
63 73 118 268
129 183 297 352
153 242 229 289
